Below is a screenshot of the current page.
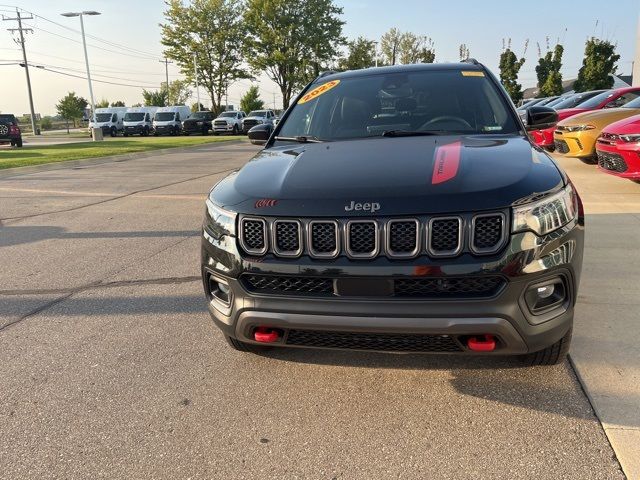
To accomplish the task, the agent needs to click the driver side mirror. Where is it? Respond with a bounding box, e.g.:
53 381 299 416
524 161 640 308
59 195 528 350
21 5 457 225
247 124 272 145
525 106 558 131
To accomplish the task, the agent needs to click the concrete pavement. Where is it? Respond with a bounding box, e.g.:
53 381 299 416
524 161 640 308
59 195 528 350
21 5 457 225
0 143 629 479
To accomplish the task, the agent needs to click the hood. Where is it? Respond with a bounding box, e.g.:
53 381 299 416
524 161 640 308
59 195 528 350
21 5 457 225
211 135 565 216
558 108 640 128
601 113 640 135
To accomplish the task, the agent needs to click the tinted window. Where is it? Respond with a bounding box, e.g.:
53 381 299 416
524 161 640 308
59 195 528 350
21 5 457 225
621 96 640 109
95 113 112 122
155 112 176 121
192 112 213 120
607 92 640 108
552 91 604 110
248 111 267 117
277 69 519 141
219 112 236 118
124 113 145 121
576 91 616 109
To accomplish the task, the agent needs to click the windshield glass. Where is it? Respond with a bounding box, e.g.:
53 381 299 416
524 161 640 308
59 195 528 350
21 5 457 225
219 112 236 118
95 113 112 122
124 113 145 122
553 93 595 110
622 96 640 109
155 112 175 121
576 91 615 109
277 69 519 141
248 111 267 117
192 112 212 120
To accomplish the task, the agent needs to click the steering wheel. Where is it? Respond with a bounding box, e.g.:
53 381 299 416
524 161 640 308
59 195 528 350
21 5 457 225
420 116 472 130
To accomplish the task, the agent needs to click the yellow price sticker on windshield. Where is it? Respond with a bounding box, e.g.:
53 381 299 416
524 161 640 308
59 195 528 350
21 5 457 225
461 71 485 77
298 80 340 104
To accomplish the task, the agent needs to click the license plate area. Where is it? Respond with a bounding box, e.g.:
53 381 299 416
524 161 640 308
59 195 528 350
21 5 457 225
334 278 393 297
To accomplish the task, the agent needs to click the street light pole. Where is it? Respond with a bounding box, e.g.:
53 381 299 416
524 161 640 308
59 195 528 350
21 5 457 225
61 11 100 127
193 51 200 111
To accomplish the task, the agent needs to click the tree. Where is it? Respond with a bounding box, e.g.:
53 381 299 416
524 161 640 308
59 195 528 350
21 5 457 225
142 89 168 107
161 0 251 113
55 92 88 133
380 28 402 65
244 0 345 109
459 44 470 61
191 102 206 112
96 98 110 108
338 36 376 70
536 41 564 97
162 79 192 105
398 33 435 64
40 116 53 130
131 103 143 108
240 85 265 112
499 39 528 103
573 37 620 92
110 100 126 107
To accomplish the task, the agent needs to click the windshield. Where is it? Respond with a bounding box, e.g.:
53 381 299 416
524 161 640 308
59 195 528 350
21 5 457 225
553 92 600 110
219 112 236 118
277 69 519 142
124 113 145 122
576 91 615 109
248 111 267 117
192 112 212 120
622 97 640 109
155 112 175 121
95 113 112 122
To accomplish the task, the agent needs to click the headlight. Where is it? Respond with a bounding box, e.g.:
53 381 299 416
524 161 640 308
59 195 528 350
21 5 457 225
620 134 640 143
512 185 578 236
562 124 595 132
205 197 236 239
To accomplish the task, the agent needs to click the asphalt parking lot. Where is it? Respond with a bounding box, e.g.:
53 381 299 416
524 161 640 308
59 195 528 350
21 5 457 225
0 142 633 479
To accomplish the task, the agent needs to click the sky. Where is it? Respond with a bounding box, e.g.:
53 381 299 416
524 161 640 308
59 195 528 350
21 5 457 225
1 0 638 116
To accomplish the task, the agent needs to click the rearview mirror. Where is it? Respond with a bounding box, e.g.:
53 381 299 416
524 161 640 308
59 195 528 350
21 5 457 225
525 106 558 131
248 124 272 145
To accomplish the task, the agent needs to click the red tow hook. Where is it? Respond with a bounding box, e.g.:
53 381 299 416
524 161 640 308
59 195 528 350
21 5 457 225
467 334 496 352
253 327 280 343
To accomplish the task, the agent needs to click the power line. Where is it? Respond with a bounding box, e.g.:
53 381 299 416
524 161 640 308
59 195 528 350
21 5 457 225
28 63 158 89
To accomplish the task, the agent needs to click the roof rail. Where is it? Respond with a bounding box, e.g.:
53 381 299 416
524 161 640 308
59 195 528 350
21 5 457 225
318 70 337 78
463 58 480 66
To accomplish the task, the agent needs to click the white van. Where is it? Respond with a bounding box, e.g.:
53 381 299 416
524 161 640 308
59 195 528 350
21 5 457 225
123 106 159 137
152 105 191 136
88 107 128 137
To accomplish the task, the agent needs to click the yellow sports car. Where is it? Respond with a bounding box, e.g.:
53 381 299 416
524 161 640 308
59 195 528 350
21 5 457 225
554 98 640 162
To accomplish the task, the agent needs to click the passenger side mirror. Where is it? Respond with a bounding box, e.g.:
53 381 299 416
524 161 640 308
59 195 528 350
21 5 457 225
247 124 272 145
525 106 558 131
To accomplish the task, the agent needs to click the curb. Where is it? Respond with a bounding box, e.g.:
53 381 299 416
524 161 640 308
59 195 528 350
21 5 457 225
0 138 246 179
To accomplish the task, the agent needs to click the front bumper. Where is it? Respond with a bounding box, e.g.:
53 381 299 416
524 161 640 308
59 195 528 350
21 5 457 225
200 217 584 355
554 130 599 158
213 123 235 132
531 126 555 147
124 125 146 135
153 125 178 135
596 141 640 179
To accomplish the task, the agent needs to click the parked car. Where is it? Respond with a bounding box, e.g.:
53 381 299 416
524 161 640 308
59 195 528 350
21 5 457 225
89 107 128 137
596 114 640 182
0 114 22 147
516 97 549 112
123 106 158 136
203 61 583 366
153 105 191 136
554 96 640 163
549 90 606 110
213 111 246 135
531 88 640 151
242 109 276 133
183 111 214 135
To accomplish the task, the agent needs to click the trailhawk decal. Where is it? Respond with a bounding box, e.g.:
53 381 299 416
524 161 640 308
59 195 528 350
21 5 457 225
432 141 462 185
298 80 340 104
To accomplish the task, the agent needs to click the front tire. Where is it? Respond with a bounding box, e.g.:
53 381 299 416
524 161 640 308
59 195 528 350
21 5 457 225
224 335 271 354
520 328 572 366
14 138 23 147
232 124 239 135
110 127 117 137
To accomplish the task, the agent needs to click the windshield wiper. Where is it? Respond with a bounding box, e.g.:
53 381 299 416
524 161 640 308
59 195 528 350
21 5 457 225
274 135 323 143
381 129 459 137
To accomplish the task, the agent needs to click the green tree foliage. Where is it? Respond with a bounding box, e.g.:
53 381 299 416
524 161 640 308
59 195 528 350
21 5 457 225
240 85 265 113
573 38 620 92
381 29 435 65
96 98 110 108
39 116 53 130
142 89 168 107
338 36 376 70
191 102 206 112
244 0 345 108
162 79 192 105
161 0 250 113
499 40 527 103
536 43 564 97
55 92 88 133
110 100 126 107
380 28 402 65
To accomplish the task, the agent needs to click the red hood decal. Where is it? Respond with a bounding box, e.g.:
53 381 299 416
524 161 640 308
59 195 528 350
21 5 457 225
432 141 461 185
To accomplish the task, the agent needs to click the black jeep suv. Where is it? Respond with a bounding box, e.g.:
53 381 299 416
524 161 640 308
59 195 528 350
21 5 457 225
0 114 23 147
183 111 213 135
201 61 584 365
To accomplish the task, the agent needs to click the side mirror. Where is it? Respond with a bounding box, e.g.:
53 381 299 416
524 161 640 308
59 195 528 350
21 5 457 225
525 105 558 131
248 124 272 145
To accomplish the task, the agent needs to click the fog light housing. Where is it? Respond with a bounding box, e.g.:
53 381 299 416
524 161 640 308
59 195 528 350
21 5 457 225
207 275 232 306
524 278 566 314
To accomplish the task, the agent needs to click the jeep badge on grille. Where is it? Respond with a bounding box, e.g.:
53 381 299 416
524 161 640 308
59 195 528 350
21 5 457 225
345 201 380 213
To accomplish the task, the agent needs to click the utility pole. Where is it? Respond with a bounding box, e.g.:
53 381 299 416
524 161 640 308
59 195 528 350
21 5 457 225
3 8 39 135
225 82 228 111
159 58 172 93
193 51 200 110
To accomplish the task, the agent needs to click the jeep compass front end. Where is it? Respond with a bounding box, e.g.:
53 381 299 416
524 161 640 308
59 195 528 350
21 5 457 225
201 61 584 365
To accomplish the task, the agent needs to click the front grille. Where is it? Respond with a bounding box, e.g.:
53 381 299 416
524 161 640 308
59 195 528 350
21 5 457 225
347 221 377 256
429 218 461 255
388 220 418 256
214 120 227 126
241 274 504 299
242 274 333 295
243 120 259 129
472 214 505 252
285 330 462 352
598 152 628 173
394 276 504 298
274 220 301 254
555 140 569 154
309 221 338 256
240 218 266 253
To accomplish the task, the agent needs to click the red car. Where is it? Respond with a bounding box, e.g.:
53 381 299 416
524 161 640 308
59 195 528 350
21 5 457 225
530 87 640 150
596 114 640 182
